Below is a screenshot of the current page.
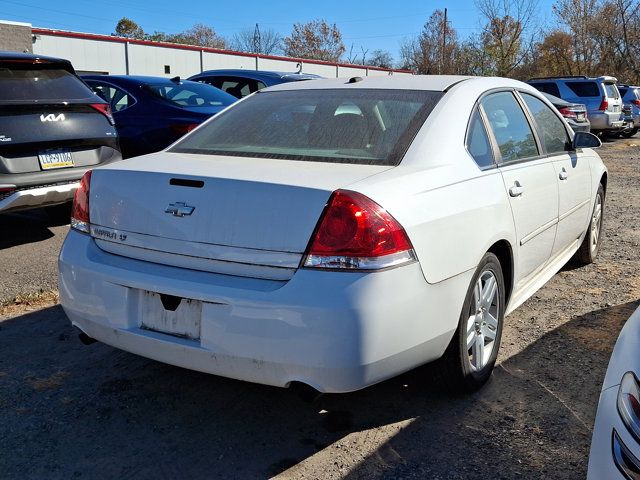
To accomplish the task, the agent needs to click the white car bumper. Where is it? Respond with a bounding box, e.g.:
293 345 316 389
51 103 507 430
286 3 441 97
0 182 77 213
59 230 471 393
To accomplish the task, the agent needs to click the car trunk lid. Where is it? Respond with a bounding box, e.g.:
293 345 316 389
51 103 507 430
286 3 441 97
89 152 391 280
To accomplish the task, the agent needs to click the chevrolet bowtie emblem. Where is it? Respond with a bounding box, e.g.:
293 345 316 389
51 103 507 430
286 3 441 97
165 202 195 217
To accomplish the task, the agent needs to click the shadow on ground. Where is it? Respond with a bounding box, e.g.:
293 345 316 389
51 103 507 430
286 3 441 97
0 206 69 250
0 300 636 479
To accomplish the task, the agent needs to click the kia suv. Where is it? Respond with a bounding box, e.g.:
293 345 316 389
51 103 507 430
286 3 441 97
528 76 624 135
0 52 120 213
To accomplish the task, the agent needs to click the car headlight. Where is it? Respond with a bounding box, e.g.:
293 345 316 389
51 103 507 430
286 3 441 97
618 372 640 443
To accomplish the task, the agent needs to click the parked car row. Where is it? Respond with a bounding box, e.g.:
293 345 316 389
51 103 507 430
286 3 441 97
528 75 640 138
0 51 320 214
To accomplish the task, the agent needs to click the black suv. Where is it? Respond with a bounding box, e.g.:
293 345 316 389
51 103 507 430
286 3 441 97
0 52 121 213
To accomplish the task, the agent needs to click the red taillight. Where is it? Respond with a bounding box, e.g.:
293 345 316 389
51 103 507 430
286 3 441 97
558 107 577 119
90 103 114 125
633 99 640 107
171 123 200 135
598 97 608 111
71 171 92 233
303 190 416 270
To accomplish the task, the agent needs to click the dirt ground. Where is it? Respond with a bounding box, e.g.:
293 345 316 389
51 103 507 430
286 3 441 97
0 140 639 479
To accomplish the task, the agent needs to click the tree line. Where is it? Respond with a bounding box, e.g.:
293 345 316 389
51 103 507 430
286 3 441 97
114 0 640 82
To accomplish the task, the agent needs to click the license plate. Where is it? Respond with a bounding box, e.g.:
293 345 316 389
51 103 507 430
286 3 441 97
38 149 74 170
577 113 585 122
139 291 202 340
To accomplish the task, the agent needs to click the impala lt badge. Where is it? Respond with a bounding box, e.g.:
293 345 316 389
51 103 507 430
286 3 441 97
40 113 65 122
165 202 195 217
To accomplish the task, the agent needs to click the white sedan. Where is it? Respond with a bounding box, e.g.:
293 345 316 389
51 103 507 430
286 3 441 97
59 75 607 393
588 306 640 478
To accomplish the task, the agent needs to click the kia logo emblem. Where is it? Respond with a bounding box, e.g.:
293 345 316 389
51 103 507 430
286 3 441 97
40 113 65 122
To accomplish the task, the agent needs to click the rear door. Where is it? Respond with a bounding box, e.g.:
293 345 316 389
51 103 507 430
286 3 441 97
519 92 591 257
481 91 559 288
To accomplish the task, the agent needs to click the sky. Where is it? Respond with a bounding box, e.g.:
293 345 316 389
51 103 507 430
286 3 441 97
0 0 559 61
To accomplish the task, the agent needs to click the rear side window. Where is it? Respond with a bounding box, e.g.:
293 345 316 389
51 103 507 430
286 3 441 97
565 81 600 97
147 82 235 107
170 89 443 166
619 87 629 98
481 91 538 163
201 76 266 98
466 109 494 169
0 66 95 103
521 93 569 155
90 82 135 112
604 83 620 99
532 82 561 98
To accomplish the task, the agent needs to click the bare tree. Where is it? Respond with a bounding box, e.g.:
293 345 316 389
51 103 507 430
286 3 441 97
476 0 539 76
283 19 346 62
368 49 394 68
171 24 226 49
231 25 283 55
399 10 460 74
552 0 599 75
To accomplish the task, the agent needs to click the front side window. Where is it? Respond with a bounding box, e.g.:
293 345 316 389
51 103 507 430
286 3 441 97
532 82 561 98
521 93 569 155
170 89 443 166
481 91 538 163
466 108 494 168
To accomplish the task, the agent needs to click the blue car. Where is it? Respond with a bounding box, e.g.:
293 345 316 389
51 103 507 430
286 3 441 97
187 69 320 98
82 75 236 158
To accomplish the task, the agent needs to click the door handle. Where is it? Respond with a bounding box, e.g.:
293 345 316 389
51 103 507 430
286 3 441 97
509 181 524 197
559 168 568 181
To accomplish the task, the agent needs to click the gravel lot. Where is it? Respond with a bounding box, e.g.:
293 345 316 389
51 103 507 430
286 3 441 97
1 140 639 479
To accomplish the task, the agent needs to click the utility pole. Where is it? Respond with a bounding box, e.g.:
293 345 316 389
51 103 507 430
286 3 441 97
441 7 447 74
253 23 261 54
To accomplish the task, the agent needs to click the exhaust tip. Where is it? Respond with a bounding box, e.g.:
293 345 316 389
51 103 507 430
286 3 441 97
289 381 323 403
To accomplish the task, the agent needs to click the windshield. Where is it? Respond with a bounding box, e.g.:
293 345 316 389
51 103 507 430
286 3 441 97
170 89 442 165
147 82 235 107
0 66 96 103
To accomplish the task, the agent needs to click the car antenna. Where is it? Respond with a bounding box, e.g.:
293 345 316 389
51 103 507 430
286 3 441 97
170 76 181 83
296 62 302 74
347 76 363 84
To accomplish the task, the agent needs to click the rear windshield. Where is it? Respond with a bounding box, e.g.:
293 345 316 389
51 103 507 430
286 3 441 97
565 81 600 97
604 83 620 99
0 66 95 103
146 82 235 107
170 89 443 165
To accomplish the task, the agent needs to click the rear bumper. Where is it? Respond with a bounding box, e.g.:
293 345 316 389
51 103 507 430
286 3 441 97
589 111 624 131
0 181 77 212
59 230 470 393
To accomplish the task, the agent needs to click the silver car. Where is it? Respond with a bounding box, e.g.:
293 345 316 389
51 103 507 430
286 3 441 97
617 84 640 137
528 76 624 135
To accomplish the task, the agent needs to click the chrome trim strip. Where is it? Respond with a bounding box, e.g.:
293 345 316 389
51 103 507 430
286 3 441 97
520 218 559 246
559 199 590 222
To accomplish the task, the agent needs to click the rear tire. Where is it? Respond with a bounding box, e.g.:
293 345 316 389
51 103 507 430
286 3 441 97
622 128 638 138
573 184 605 266
439 252 505 393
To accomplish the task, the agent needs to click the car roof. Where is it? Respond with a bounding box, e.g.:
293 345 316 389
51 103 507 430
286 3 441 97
82 75 204 85
192 69 321 80
0 50 74 71
262 75 481 93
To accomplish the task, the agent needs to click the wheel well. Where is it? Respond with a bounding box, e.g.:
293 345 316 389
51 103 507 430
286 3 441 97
600 172 608 195
488 240 514 305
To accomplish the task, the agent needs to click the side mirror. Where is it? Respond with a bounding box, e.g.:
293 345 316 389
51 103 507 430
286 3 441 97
572 131 602 150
